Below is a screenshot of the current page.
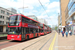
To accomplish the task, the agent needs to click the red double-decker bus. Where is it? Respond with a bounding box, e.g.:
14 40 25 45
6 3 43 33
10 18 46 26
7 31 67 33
39 24 44 35
44 24 48 35
49 27 52 33
40 24 50 35
7 14 41 41
7 14 51 41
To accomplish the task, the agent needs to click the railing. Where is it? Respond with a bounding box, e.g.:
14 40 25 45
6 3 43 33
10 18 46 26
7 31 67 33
0 32 7 37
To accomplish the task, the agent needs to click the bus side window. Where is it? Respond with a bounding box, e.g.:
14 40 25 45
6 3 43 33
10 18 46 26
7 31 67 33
30 28 33 33
36 29 38 33
24 28 26 34
26 28 29 34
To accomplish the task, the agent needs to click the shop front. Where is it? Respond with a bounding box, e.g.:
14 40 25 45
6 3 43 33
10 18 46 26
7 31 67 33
0 26 3 32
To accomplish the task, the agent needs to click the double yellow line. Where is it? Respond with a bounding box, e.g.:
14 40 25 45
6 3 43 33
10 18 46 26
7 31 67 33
49 33 57 50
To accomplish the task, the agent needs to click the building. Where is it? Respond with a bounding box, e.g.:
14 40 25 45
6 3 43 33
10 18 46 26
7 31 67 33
58 15 60 27
48 25 51 28
65 0 75 24
0 7 17 33
60 0 69 30
7 8 17 14
58 15 62 30
27 15 38 21
60 0 69 26
38 18 47 25
65 0 75 34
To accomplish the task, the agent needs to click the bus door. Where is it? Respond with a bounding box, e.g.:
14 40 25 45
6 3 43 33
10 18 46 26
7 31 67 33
22 27 25 40
33 29 36 37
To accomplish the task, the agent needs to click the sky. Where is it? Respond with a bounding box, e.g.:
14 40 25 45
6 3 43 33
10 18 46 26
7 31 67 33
0 0 60 27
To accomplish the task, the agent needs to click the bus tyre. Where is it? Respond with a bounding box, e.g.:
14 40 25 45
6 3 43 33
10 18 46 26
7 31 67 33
37 34 38 37
27 35 29 40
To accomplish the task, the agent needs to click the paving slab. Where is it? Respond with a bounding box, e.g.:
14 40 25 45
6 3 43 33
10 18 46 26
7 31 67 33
58 33 75 50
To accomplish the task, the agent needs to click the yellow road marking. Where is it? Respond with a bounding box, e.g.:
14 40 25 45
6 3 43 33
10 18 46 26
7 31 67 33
49 33 57 50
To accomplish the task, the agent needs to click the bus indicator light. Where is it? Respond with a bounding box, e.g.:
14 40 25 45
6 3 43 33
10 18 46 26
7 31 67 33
13 32 14 34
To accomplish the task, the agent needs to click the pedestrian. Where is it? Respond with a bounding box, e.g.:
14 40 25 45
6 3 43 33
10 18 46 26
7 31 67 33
69 30 72 36
65 30 68 37
61 30 62 33
71 30 72 35
62 30 65 37
58 29 60 34
74 30 75 35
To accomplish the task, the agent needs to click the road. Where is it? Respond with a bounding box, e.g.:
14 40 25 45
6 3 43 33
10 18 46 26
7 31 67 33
0 30 58 50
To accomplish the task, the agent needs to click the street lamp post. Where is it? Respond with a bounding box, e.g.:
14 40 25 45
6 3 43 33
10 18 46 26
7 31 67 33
18 0 28 14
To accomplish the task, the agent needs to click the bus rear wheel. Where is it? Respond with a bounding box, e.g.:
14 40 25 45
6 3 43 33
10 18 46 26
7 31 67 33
27 35 29 40
37 34 38 37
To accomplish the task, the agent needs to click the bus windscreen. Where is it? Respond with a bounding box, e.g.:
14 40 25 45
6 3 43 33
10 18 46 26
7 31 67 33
8 27 21 34
9 15 21 26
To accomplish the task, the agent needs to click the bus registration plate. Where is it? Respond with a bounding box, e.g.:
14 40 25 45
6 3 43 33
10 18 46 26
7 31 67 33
11 39 14 40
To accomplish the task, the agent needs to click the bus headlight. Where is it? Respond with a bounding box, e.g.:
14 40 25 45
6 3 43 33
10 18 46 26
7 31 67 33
17 35 21 38
16 23 18 25
17 36 19 38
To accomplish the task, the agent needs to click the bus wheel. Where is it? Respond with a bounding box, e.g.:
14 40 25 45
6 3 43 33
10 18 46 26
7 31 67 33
27 35 29 40
37 34 38 37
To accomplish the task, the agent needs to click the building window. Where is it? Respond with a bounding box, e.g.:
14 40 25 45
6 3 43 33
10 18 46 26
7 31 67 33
0 21 1 24
1 10 5 14
2 21 4 24
68 4 75 16
6 22 8 24
0 26 3 32
6 27 8 32
3 16 4 19
68 0 74 10
6 17 8 20
6 17 9 20
11 14 13 15
7 12 10 15
72 15 75 20
0 21 4 24
0 15 2 18
0 15 4 19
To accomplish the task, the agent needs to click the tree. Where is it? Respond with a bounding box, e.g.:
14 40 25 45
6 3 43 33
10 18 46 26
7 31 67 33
55 26 58 30
52 25 58 30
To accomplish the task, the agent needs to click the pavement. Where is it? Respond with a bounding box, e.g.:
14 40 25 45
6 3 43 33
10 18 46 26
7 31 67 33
58 33 75 50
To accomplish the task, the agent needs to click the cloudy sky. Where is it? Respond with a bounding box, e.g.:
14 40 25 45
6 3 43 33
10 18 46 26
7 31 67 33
0 0 60 27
